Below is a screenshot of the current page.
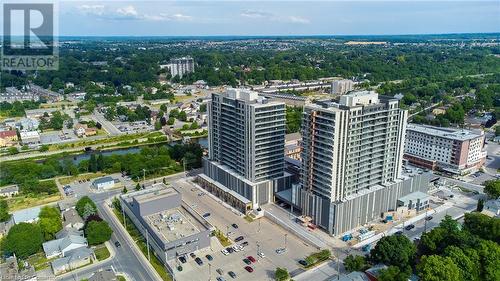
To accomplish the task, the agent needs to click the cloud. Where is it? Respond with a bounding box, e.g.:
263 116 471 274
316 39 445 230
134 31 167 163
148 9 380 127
76 5 192 22
240 9 309 24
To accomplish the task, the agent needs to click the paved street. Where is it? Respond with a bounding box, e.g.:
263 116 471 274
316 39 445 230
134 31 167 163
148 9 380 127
92 111 122 136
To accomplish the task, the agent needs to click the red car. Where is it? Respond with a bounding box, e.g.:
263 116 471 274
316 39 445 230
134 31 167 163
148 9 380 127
247 256 256 263
244 266 253 273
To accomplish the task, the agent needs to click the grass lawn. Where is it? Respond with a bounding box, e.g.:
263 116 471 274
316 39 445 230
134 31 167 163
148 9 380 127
117 276 126 281
58 173 105 185
7 193 61 211
112 208 172 281
94 244 111 261
25 253 54 271
304 249 332 269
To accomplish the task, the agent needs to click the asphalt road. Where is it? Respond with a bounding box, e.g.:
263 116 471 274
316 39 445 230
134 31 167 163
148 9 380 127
92 111 122 136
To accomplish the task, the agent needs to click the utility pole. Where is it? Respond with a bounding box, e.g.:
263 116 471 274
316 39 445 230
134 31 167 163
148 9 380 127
145 226 151 261
121 203 126 229
284 233 288 250
336 248 340 280
143 169 146 184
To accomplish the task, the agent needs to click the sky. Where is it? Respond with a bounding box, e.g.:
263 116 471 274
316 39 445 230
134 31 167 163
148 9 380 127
8 1 500 36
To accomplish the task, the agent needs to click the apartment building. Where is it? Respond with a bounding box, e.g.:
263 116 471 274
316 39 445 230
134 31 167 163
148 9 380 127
168 57 195 78
331 79 354 95
200 88 292 212
297 91 430 235
404 124 486 174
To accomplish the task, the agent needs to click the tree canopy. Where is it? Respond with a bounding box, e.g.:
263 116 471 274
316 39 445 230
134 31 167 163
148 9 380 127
2 223 44 258
85 220 113 245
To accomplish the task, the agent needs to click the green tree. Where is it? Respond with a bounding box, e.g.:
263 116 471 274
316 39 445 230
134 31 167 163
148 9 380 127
476 239 500 281
463 212 500 243
444 246 480 281
135 183 141 191
39 145 49 152
39 206 63 240
274 267 290 281
97 154 104 171
85 220 113 245
7 147 19 155
155 121 162 130
178 111 187 121
167 117 175 125
483 180 500 199
344 255 368 272
417 255 461 281
89 154 98 172
371 235 416 268
378 265 411 281
0 199 11 222
3 223 44 258
75 196 97 219
477 198 485 212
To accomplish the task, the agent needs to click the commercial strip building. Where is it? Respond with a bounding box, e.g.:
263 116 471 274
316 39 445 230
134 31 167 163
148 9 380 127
404 124 486 175
119 184 212 264
295 91 431 235
200 89 293 213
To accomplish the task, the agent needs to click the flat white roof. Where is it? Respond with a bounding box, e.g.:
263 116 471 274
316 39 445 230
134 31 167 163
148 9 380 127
407 123 483 141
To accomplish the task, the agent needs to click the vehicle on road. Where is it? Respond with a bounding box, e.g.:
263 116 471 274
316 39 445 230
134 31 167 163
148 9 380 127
243 258 251 265
216 268 224 275
228 271 237 279
235 236 244 242
114 241 121 248
244 266 254 273
298 260 308 266
203 212 211 218
179 256 187 263
258 252 265 258
276 248 286 254
206 254 213 261
195 257 204 265
232 223 239 229
405 224 415 231
247 256 256 263
425 216 433 221
190 253 197 258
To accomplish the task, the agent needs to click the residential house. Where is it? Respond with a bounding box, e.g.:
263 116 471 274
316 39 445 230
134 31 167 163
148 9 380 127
0 185 19 198
55 228 84 239
62 209 84 230
51 247 95 275
0 255 37 281
12 206 41 224
0 218 14 238
482 199 500 218
42 234 88 259
89 271 118 281
91 176 115 191
19 117 40 131
0 130 18 147
74 124 87 137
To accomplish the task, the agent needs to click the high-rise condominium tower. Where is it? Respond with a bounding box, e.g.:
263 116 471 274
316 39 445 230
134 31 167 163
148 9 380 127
200 88 292 212
298 91 429 235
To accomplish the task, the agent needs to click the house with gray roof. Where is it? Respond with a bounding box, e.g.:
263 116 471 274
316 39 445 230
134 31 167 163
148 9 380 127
12 206 41 224
55 227 83 239
91 176 116 191
62 209 84 230
51 247 95 275
42 234 88 259
0 185 19 198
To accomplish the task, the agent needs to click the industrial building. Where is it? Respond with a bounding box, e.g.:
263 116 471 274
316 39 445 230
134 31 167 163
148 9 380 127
404 124 486 175
295 91 431 235
119 184 212 264
200 88 293 213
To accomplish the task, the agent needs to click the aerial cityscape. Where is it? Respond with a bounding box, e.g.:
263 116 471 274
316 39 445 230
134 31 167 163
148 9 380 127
0 1 499 281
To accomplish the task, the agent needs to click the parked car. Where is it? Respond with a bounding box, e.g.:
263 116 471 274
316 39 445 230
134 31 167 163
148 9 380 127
425 216 433 221
235 236 244 242
114 241 121 248
243 258 251 265
216 268 224 275
203 212 211 218
179 256 187 263
233 245 241 252
405 224 415 231
190 253 197 258
226 247 234 253
216 277 226 281
232 223 239 229
195 257 203 266
244 266 253 273
221 249 229 256
258 252 265 258
247 256 256 263
395 230 403 235
298 260 308 266
276 248 286 254
228 271 237 279
241 241 249 247
206 254 213 261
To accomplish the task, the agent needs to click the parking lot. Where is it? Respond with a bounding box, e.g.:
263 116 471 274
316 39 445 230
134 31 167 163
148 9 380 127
170 177 316 281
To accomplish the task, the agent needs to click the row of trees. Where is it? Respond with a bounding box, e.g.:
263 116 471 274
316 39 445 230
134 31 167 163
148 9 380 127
344 214 500 281
75 196 113 245
0 100 40 117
